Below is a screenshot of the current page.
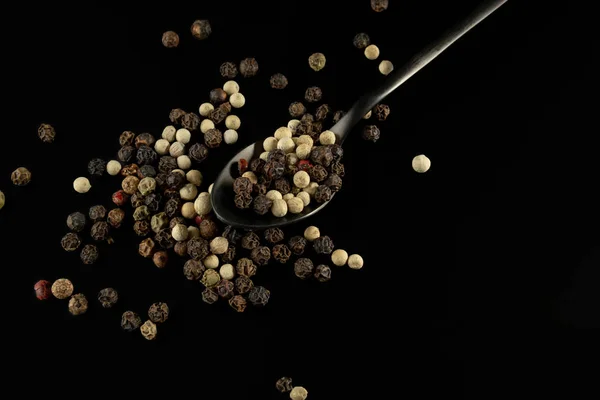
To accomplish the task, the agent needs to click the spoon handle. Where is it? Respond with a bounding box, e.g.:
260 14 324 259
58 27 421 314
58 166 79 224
331 0 508 142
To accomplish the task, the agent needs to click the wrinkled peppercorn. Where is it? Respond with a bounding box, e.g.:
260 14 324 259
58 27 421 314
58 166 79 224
295 120 313 137
239 57 259 77
68 293 88 316
301 113 314 123
314 185 332 203
220 61 238 78
169 108 186 124
202 288 219 304
168 216 185 230
67 212 86 232
133 205 150 221
209 106 228 125
315 104 331 121
136 145 158 165
289 102 306 118
118 146 135 163
221 245 236 263
121 311 142 332
144 193 162 213
135 133 156 148
151 212 169 233
236 258 257 277
331 161 345 177
268 149 286 164
309 165 328 183
134 220 150 236
374 104 390 121
371 0 389 12
38 123 56 143
313 236 334 256
311 121 323 135
234 192 253 209
209 88 227 104
250 158 265 174
204 128 223 148
34 280 52 300
270 73 288 89
248 286 270 307
241 232 260 250
112 190 129 207
81 244 99 264
91 221 110 241
315 264 332 282
164 189 180 200
234 276 254 295
222 225 243 246
285 164 298 177
191 18 211 39
333 110 345 124
61 233 81 252
229 295 247 312
187 237 210 260
158 156 178 174
98 288 119 308
153 250 169 268
130 192 145 208
273 178 291 194
119 131 136 146
276 377 294 393
294 258 314 279
89 205 107 222
216 279 235 298
288 236 307 255
155 229 175 249
201 269 221 288
253 195 272 215
250 246 271 266
165 172 185 190
233 177 253 195
139 238 155 258
310 146 333 167
324 173 343 193
188 143 209 163
174 241 188 257
272 244 291 264
264 228 284 244
184 259 205 280
162 30 179 48
88 158 106 177
353 32 371 49
362 125 381 142
138 164 157 179
199 219 219 239
305 86 323 103
263 160 285 180
329 144 344 160
148 302 169 323
164 198 181 218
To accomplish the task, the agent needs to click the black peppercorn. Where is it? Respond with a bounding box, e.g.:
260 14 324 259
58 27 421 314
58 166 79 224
373 104 391 121
241 231 260 250
144 193 162 213
191 19 212 40
236 258 257 277
272 244 291 264
363 124 380 142
187 237 210 260
163 189 180 200
301 113 315 123
324 173 343 193
188 143 209 163
289 102 306 118
136 145 158 165
164 198 181 218
88 158 106 177
353 32 371 49
61 232 81 252
121 311 142 332
249 158 265 173
295 120 313 137
135 133 156 148
331 161 345 177
263 160 285 180
276 377 294 393
184 259 205 280
250 246 271 266
118 146 135 163
233 192 252 210
174 241 188 257
270 73 288 89
169 108 186 124
315 104 331 121
202 288 219 304
120 131 135 146
89 205 107 222
154 229 176 249
371 0 389 12
121 163 140 177
81 244 100 265
311 121 323 135
220 61 238 78
248 286 270 307
91 221 111 241
267 149 286 164
234 276 254 295
209 88 227 104
98 288 118 308
216 279 235 299
233 177 253 195
229 295 247 312
314 185 333 203
148 302 169 323
138 165 157 179
333 110 345 124
158 156 178 174
329 144 344 160
199 219 219 239
209 106 228 125
310 146 334 167
38 123 56 143
273 178 291 194
222 225 243 246
264 228 284 244
253 195 272 215
67 212 86 232
294 258 314 279
304 86 323 103
239 57 259 77
130 191 145 208
134 220 151 236
288 236 307 255
204 128 223 148
314 264 332 282
165 172 184 190
309 165 328 183
221 245 236 263
314 236 335 255
162 30 179 48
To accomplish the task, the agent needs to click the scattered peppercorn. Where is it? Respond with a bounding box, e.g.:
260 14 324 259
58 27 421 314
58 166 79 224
236 258 257 277
310 146 333 167
241 231 260 250
239 57 259 77
51 278 74 299
202 288 219 304
308 52 326 71
374 104 390 121
162 31 179 48
98 288 118 308
221 245 236 263
314 184 333 203
169 108 186 124
412 154 431 173
288 102 306 118
315 264 332 282
153 250 169 268
248 286 270 306
371 0 389 12
121 311 142 332
187 237 210 260
34 280 52 300
229 295 247 312
68 293 88 316
288 236 307 255
144 193 162 213
139 238 155 258
37 123 56 143
216 279 235 298
264 228 284 244
201 269 221 288
233 276 253 295
353 32 371 49
209 106 228 125
294 258 314 279
66 212 86 233
184 259 205 280
204 128 223 148
220 61 238 78
290 386 309 400
270 73 288 89
61 232 81 252
362 125 381 142
333 110 345 124
155 229 176 249
119 131 135 146
305 86 323 103
118 146 135 163
134 220 151 236
276 377 294 393
11 167 31 186
91 221 111 241
147 302 169 323
272 244 291 263
140 320 157 340
209 88 227 105
80 244 100 264
233 177 253 195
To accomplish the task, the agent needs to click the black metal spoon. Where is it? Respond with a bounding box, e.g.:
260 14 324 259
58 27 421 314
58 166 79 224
211 0 507 230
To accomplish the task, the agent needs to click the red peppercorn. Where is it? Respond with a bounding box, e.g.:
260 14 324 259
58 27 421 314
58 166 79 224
195 215 203 226
238 158 248 175
112 190 130 207
298 160 312 171
34 280 52 300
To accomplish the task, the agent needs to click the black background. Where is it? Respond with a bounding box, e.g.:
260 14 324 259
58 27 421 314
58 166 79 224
3 0 599 397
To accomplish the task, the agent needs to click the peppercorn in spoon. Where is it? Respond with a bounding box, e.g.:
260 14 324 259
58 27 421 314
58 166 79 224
212 0 508 229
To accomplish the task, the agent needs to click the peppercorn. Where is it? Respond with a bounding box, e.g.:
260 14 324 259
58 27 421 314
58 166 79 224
140 320 157 340
80 244 99 264
310 146 333 167
202 288 219 304
198 219 218 240
270 73 288 89
221 225 242 246
331 161 345 177
348 254 364 270
191 19 211 39
182 202 197 219
144 193 162 213
136 145 158 166
233 258 254 277
308 52 326 71
233 177 253 195
0 191 4 210
233 192 252 209
290 387 308 400
238 232 258 251
91 221 110 241
162 198 179 219
287 236 306 255
303 182 319 197
216 279 235 299
270 245 291 265
204 128 223 148
276 377 293 393
86 158 105 177
313 264 331 282
296 191 310 206
152 251 168 268
171 241 186 257
68 293 88 316
187 237 210 260
314 185 332 203
324 173 343 193
208 107 227 125
208 88 227 105
162 31 179 48
37 123 56 143
201 269 221 288
118 131 135 146
182 260 203 281
239 57 259 77
329 144 344 160
134 220 150 236
66 212 86 232
165 172 184 190
220 61 238 78
139 238 155 258
34 280 52 300
309 165 328 183
304 86 323 103
117 146 134 163
145 302 168 324
221 245 236 264
133 205 149 221
168 216 184 229
157 157 176 174
262 228 283 244
122 175 140 195
412 154 431 173
229 295 247 312
169 108 186 124
98 288 118 308
246 286 269 307
353 32 371 49
364 44 380 60
319 130 336 145
289 102 306 118
133 132 154 148
139 165 157 180
121 311 142 332
11 167 31 186
273 177 291 194
250 246 271 266
205 255 220 269
51 278 74 299
374 104 390 121
130 192 144 208
154 228 175 249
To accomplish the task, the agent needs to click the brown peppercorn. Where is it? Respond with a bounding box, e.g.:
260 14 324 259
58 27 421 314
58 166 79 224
371 0 389 12
119 130 136 146
68 293 88 316
61 232 81 252
122 175 140 195
51 278 74 299
234 192 253 209
121 311 142 332
134 220 151 237
331 161 345 177
209 88 227 104
222 225 243 246
209 106 228 125
139 238 155 258
121 163 140 177
248 286 270 307
250 246 271 266
301 113 314 123
153 250 169 268
154 229 176 249
37 123 56 143
309 165 328 183
202 288 219 304
216 279 235 299
294 258 314 279
263 160 285 180
221 245 236 263
332 110 345 124
88 205 107 222
183 259 205 280
188 143 209 164
112 190 129 207
201 269 221 288
34 280 52 300
353 32 371 49
373 104 391 121
234 276 254 295
329 144 344 160
273 178 291 195
158 156 178 174
324 173 343 193
305 86 323 103
152 212 169 233
248 157 264 173
187 237 210 260
239 57 259 77
314 185 333 203
236 258 257 277
314 264 332 282
288 235 307 255
174 241 188 257
148 302 169 323
268 149 286 164
270 73 288 89
98 288 118 308
11 167 31 186
135 132 156 148
164 198 181 219
253 182 268 195
276 377 294 393
118 146 135 164
233 177 253 195
91 221 110 241
315 104 331 121
272 244 291 264
264 228 284 244
204 128 223 148
80 244 100 265
140 320 157 340
181 112 201 131
169 108 186 124
162 31 179 48
228 295 247 312
289 101 306 118
295 120 313 137
191 19 212 39
241 231 260 250
310 146 333 167
220 61 238 78
199 219 219 239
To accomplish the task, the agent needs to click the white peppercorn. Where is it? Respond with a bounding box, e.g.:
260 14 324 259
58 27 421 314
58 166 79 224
210 237 229 254
303 182 318 197
220 263 235 280
241 171 258 184
304 226 320 241
274 126 292 139
263 137 278 152
0 190 4 210
168 142 184 158
172 224 189 241
293 171 310 188
180 183 198 201
277 137 295 153
363 110 372 119
290 386 308 400
271 198 288 217
186 170 203 186
194 192 212 215
73 177 91 193
204 254 219 269
176 128 191 144
296 144 311 159
319 131 336 145
224 129 238 144
106 160 122 176
199 103 214 117
286 153 299 166
379 60 394 75
223 80 240 95
259 152 269 161
172 168 186 176
138 177 157 196
230 92 245 108
177 155 192 170
331 249 348 266
266 190 283 201
297 135 313 147
208 183 214 193
348 254 364 270
287 197 304 214
154 139 171 155
182 202 197 219
283 193 294 201
296 191 310 207
162 125 176 142
200 119 215 134
288 119 301 132
365 44 380 60
412 154 431 173
188 226 201 238
225 115 241 130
